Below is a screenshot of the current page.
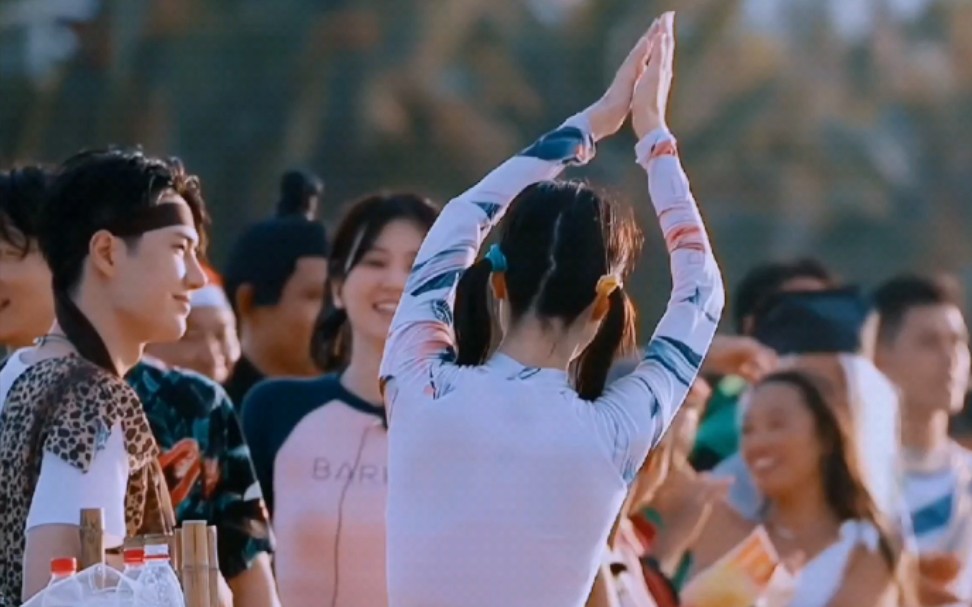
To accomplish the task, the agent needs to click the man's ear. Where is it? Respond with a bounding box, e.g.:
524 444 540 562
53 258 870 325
235 283 256 320
742 314 756 337
860 312 880 362
331 278 345 310
89 229 122 279
873 340 893 371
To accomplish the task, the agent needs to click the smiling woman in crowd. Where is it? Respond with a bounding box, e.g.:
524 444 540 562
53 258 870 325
242 192 437 607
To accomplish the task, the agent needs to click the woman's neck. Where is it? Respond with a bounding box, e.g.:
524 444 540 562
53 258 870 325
766 480 840 538
497 317 578 371
340 334 385 405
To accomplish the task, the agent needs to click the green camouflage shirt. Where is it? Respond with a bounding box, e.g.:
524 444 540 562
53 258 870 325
127 358 274 579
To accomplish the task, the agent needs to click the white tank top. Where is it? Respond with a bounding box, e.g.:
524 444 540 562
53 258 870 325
789 520 881 607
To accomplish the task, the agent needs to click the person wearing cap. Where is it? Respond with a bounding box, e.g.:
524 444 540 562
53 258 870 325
145 264 240 383
222 196 329 407
0 162 280 607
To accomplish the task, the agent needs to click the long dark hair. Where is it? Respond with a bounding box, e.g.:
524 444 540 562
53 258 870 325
454 180 642 400
310 192 438 371
755 370 902 575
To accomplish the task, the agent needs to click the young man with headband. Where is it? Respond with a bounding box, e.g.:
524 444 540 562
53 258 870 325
0 150 207 602
0 159 279 607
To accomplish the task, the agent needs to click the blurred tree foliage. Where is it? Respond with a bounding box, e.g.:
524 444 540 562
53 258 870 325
1 0 971 321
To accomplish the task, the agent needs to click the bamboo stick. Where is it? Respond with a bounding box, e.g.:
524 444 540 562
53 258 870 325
207 526 220 607
181 521 211 607
172 528 184 580
79 508 105 569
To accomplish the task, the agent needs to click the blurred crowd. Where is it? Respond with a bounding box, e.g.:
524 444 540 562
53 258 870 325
3 148 972 607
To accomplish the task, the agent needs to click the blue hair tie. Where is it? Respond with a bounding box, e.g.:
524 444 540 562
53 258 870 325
484 244 508 273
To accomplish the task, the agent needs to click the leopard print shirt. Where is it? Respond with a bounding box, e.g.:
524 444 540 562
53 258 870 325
0 355 171 606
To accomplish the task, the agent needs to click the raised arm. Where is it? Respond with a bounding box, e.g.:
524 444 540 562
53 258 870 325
380 28 656 419
594 13 726 482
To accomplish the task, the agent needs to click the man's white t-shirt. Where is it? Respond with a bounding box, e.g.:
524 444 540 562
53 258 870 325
903 445 972 603
0 349 128 545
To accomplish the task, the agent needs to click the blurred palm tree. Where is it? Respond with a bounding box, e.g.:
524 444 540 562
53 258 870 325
0 0 970 307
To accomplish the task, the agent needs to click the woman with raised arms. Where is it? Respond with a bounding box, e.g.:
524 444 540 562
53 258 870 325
380 13 724 607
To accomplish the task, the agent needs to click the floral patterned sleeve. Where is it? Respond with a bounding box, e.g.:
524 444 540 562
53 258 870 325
128 360 274 581
208 393 275 579
591 128 725 483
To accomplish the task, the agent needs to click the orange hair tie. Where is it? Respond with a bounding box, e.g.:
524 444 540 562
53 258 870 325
491 273 508 300
596 274 622 298
593 274 622 319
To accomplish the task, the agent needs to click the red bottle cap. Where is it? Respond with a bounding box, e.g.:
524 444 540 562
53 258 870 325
50 558 77 575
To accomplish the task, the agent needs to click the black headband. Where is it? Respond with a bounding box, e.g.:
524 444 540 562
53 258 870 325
57 202 196 375
104 202 196 237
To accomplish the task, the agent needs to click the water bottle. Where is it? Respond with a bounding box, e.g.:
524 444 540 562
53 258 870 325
134 544 185 607
37 557 84 606
122 548 146 581
48 558 77 584
112 549 147 606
